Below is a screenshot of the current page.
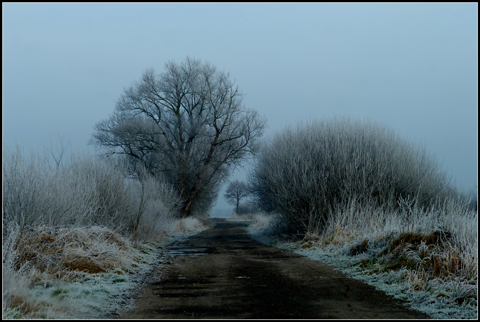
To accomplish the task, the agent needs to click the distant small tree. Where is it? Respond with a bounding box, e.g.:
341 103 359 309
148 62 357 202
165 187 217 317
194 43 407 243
224 180 250 214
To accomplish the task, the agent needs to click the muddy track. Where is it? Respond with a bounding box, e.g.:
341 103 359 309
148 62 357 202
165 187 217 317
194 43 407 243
118 218 430 319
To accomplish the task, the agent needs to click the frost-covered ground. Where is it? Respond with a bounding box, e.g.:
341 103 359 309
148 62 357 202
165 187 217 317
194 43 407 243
244 214 478 320
275 242 476 319
2 221 208 319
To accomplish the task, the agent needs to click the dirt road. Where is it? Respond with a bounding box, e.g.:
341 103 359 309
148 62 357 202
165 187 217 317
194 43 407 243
119 218 430 319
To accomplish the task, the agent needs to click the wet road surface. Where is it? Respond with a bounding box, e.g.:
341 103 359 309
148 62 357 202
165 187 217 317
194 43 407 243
119 218 430 319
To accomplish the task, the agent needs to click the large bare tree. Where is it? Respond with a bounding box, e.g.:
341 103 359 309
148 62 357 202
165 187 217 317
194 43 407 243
91 57 266 217
224 180 250 214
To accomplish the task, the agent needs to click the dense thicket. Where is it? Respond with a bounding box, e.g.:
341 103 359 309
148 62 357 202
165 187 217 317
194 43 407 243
249 118 456 238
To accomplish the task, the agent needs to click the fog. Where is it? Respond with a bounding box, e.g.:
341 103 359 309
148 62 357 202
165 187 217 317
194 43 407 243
2 3 477 217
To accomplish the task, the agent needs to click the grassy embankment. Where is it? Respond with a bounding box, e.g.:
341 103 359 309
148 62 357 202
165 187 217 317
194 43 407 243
244 202 477 319
2 145 209 319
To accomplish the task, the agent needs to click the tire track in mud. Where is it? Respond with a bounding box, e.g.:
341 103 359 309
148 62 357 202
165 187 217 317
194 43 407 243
118 218 430 319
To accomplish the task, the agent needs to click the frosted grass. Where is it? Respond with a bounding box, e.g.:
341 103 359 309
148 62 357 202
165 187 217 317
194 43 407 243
2 220 208 319
3 238 158 319
248 208 478 320
287 245 478 319
3 144 211 318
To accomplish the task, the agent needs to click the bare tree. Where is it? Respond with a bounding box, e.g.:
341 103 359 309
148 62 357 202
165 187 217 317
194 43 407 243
44 134 71 170
91 57 266 217
224 180 250 214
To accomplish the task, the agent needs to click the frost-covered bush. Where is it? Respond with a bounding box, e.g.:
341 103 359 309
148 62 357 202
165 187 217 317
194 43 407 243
2 145 183 240
249 118 455 237
3 146 131 231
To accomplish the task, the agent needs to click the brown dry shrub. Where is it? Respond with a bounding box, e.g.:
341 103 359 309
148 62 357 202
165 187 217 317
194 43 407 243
62 257 107 274
16 230 65 272
429 247 464 278
389 230 453 253
303 234 320 242
381 230 466 278
350 239 369 256
14 226 135 276
6 294 43 316
318 223 356 246
302 241 314 249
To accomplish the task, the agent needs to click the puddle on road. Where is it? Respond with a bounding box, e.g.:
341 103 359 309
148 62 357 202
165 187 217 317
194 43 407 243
164 246 211 257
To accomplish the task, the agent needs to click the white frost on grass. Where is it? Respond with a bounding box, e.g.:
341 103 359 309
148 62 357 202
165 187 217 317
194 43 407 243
248 218 478 320
2 220 208 319
26 241 165 319
287 244 478 319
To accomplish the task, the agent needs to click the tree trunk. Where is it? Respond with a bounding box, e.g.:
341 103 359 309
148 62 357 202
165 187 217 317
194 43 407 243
179 132 220 217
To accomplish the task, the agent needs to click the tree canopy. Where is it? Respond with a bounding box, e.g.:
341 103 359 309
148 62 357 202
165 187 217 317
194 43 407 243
92 57 266 217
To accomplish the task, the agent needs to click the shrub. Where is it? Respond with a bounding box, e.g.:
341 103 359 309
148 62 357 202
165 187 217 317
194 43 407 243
249 117 456 238
2 145 183 241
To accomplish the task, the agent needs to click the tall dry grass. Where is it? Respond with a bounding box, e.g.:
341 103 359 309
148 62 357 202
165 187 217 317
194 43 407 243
246 195 477 318
294 196 477 318
2 144 207 318
2 144 184 239
313 196 477 281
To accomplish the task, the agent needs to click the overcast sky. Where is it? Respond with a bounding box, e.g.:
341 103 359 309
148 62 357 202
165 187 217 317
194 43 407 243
2 3 477 216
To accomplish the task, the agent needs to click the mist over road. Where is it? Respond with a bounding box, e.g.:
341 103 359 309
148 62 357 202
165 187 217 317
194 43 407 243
119 218 429 319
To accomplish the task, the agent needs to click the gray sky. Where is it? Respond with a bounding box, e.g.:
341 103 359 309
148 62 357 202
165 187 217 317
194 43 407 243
3 3 477 216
